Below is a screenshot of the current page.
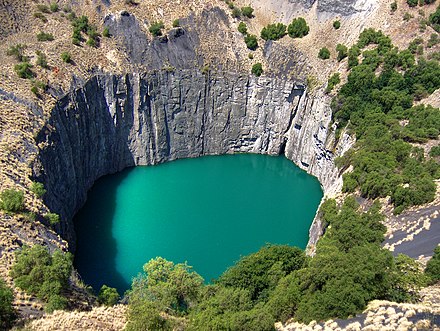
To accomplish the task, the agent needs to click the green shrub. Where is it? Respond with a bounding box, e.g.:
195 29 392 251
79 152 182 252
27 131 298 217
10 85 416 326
427 33 439 47
336 43 348 61
333 20 341 29
430 6 440 31
318 47 330 59
244 34 258 50
149 21 164 36
391 1 398 11
238 22 247 34
45 213 60 225
33 12 48 23
6 44 27 62
50 3 59 12
248 52 254 59
0 278 15 330
261 23 286 40
98 285 120 306
102 26 110 37
425 245 440 284
241 6 254 18
37 31 54 41
0 189 24 212
404 12 413 21
36 50 48 68
45 295 68 313
172 19 180 28
326 72 341 93
232 7 241 18
61 52 72 63
430 145 440 156
287 17 309 38
37 4 50 13
10 245 72 311
30 182 46 198
251 62 263 76
407 0 418 7
86 38 96 47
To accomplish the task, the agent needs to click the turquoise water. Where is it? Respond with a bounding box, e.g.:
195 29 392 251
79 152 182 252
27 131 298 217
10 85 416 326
73 154 323 294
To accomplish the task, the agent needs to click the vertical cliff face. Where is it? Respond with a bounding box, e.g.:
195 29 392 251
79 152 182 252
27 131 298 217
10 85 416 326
34 70 348 248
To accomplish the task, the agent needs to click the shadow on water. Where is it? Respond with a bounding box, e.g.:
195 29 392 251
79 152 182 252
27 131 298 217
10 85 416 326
73 168 132 294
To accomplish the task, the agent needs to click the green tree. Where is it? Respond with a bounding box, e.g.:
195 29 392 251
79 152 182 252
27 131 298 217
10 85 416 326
241 6 254 18
172 19 180 28
238 22 247 34
0 189 24 213
0 278 15 330
288 17 309 38
336 43 348 61
245 34 258 50
318 47 331 59
30 182 46 198
261 23 286 40
10 245 72 312
102 26 110 37
391 1 397 11
6 44 27 61
326 72 341 93
37 32 54 41
14 62 34 79
50 3 59 12
45 213 60 225
149 21 164 36
36 50 48 68
425 245 440 284
251 62 263 76
61 52 72 63
333 20 341 29
232 7 241 18
98 285 120 306
407 0 418 7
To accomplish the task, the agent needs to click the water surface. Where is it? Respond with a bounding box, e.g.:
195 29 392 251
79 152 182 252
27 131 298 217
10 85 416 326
74 154 323 293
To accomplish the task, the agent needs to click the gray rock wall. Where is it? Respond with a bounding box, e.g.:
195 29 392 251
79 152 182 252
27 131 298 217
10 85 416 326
34 70 349 249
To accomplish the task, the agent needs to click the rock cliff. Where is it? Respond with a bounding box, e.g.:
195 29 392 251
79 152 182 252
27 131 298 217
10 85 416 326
33 70 350 249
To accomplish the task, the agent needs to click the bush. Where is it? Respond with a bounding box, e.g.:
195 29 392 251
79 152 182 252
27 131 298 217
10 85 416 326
407 0 418 6
45 213 60 225
0 189 24 212
238 22 247 34
86 38 96 47
172 19 180 28
244 34 258 50
37 32 54 41
102 26 110 38
318 47 330 59
36 50 48 68
288 17 309 38
10 245 72 311
14 62 34 79
391 1 398 11
430 145 440 156
333 20 341 29
37 4 50 13
425 245 440 284
430 6 440 31
241 6 254 18
251 62 263 76
98 285 120 306
326 72 341 93
149 21 164 36
6 44 27 62
336 43 348 61
30 182 46 198
50 3 59 12
232 7 241 18
33 12 48 23
61 52 72 63
261 23 286 40
0 279 15 330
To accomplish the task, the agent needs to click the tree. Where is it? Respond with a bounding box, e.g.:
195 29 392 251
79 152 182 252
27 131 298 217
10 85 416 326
232 7 241 18
98 285 120 306
326 72 341 93
238 22 247 34
172 19 180 28
10 245 72 312
245 34 258 50
241 6 254 18
45 213 60 225
333 20 341 29
6 44 27 61
37 32 54 41
61 52 72 63
14 62 34 79
288 17 309 38
407 0 418 6
318 47 331 59
425 245 440 284
30 182 46 198
260 23 286 40
126 257 203 331
0 278 15 330
0 189 24 213
251 63 263 76
36 50 48 68
149 21 164 36
102 26 110 37
336 43 348 61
